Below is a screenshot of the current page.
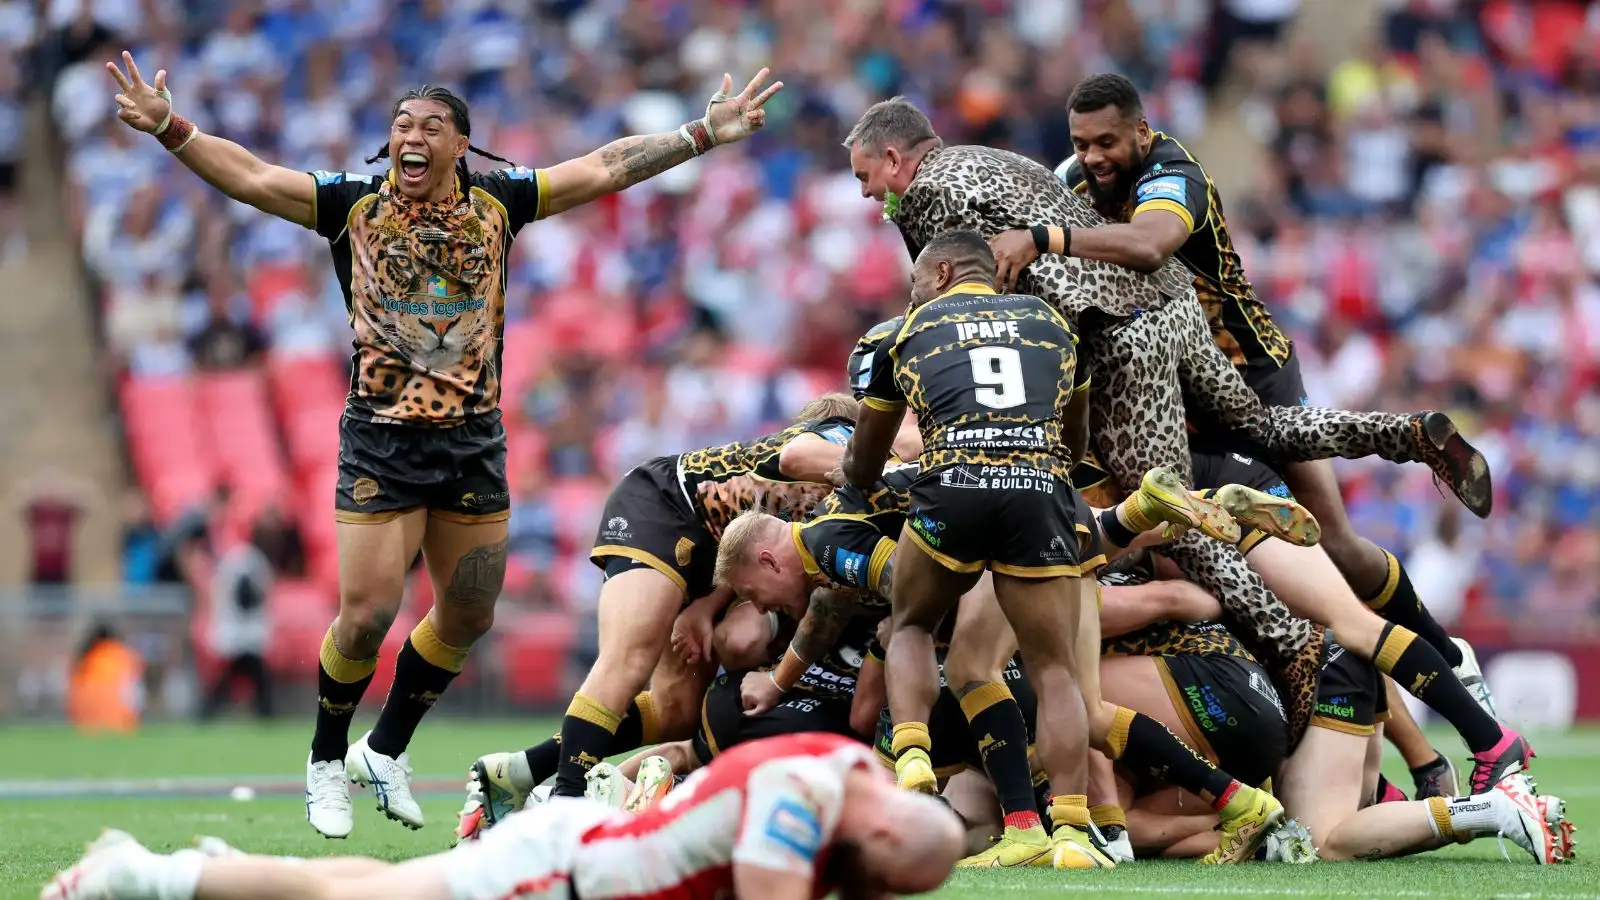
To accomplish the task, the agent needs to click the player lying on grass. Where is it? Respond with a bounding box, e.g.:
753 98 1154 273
42 735 963 900
1096 581 1575 866
1072 438 1533 798
493 392 910 804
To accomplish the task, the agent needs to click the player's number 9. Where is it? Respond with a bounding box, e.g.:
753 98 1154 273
968 347 1026 410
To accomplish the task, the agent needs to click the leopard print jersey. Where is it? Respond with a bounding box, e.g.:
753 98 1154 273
346 181 505 425
678 418 846 540
893 144 1195 320
1102 619 1258 663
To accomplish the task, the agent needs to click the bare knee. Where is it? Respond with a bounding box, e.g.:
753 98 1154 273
433 602 496 647
334 594 402 660
649 683 703 740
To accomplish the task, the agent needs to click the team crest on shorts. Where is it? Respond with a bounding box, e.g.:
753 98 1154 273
675 537 695 566
352 478 381 505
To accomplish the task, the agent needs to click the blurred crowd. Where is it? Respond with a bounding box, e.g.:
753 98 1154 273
11 0 1600 633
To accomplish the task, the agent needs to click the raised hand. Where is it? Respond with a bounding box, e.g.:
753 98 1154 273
703 69 784 146
105 50 172 135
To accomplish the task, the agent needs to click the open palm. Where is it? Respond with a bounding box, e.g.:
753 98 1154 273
105 50 171 135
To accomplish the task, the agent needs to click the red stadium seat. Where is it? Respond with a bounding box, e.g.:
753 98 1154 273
247 264 311 321
198 370 291 502
497 612 577 705
120 376 218 523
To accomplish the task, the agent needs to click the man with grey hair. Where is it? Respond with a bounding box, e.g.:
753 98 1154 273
841 96 1492 744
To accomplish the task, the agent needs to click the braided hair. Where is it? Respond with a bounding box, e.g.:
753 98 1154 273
367 85 518 187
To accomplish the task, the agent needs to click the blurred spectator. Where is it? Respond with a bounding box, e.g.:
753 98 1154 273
13 468 92 586
37 0 1600 634
201 531 273 720
120 489 163 586
0 48 24 264
251 504 306 579
188 270 268 370
66 619 145 734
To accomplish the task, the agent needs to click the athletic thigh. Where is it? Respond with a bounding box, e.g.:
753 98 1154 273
335 512 428 650
1276 723 1369 846
421 517 509 614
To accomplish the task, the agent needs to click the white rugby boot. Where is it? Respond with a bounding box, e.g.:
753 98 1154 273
1451 637 1502 722
1491 774 1564 864
40 830 195 900
584 762 630 809
455 751 536 843
346 731 424 830
305 754 354 839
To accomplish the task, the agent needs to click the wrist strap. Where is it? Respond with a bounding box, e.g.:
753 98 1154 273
1030 225 1051 254
678 117 715 156
157 114 199 154
770 645 809 692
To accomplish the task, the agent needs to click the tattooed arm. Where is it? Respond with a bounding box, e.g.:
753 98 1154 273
770 588 860 691
540 69 783 218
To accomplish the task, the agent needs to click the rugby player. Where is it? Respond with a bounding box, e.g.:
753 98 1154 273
104 52 783 838
991 69 1501 732
838 230 1284 866
454 396 897 839
840 96 1488 741
40 734 965 900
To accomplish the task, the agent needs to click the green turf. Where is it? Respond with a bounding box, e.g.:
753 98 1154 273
1 719 1591 899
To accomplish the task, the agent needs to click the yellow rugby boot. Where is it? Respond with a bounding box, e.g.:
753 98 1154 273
1047 824 1117 869
956 825 1051 868
1203 785 1285 864
1138 466 1241 544
894 748 938 795
1213 483 1321 548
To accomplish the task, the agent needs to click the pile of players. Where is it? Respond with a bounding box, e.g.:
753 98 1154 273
46 57 1576 900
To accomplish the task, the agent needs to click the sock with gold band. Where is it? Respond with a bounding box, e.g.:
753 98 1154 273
958 682 1040 830
1373 624 1498 752
1104 706 1239 808
1425 795 1493 843
1090 803 1128 833
311 627 378 763
1050 794 1091 830
522 692 657 785
367 619 470 758
1365 550 1462 667
552 693 624 797
1099 490 1166 550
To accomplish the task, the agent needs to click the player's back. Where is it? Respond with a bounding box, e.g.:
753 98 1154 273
571 733 877 900
889 288 1081 479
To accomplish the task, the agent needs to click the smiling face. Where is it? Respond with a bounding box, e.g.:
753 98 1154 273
1068 104 1152 209
387 97 469 201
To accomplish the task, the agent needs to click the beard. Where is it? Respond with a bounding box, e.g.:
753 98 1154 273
1082 148 1145 216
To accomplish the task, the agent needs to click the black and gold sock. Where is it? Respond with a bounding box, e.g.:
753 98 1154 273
311 626 378 763
522 734 562 786
523 693 657 785
1090 803 1128 835
551 693 623 797
1365 550 1462 667
958 682 1040 830
368 619 470 758
1049 794 1091 835
1373 624 1498 752
1105 706 1237 808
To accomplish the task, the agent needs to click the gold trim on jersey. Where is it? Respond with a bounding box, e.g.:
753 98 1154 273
1310 715 1376 737
1156 657 1221 767
700 689 722 757
905 528 985 574
1133 198 1195 233
868 537 896 595
428 508 511 525
790 522 822 578
590 545 687 593
335 505 421 525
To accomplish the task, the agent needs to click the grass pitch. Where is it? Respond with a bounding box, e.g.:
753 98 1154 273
1 719 1593 900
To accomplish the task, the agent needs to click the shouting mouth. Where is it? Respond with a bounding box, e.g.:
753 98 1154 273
399 152 430 185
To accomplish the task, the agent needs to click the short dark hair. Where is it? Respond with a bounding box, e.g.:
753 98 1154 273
1067 73 1144 120
920 229 996 279
367 85 517 182
843 96 938 155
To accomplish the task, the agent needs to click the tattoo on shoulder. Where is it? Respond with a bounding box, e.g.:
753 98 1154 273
876 557 894 598
600 134 694 190
442 538 508 609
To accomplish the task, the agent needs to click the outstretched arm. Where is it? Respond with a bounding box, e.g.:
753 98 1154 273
107 52 315 228
541 70 782 217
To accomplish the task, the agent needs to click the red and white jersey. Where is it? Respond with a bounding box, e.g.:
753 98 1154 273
446 733 881 900
573 733 882 900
